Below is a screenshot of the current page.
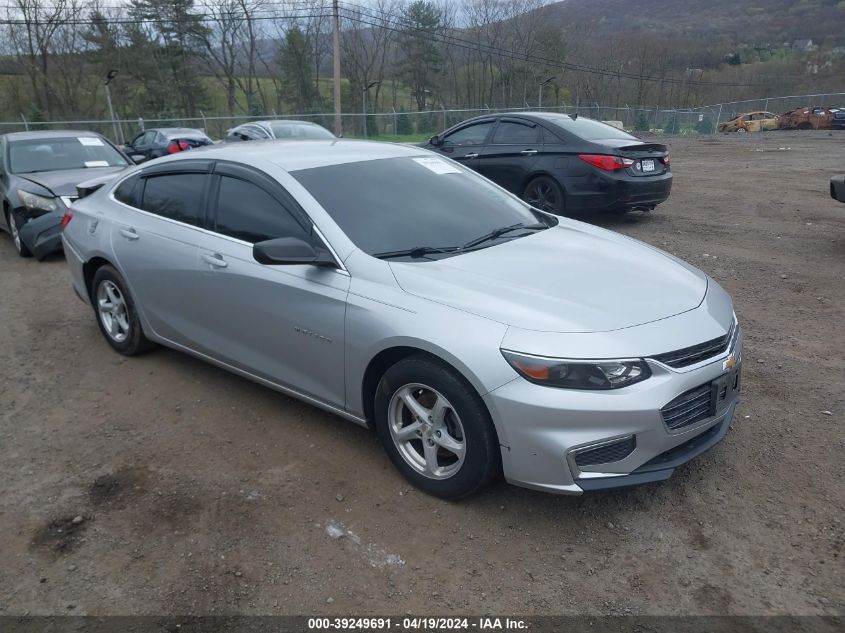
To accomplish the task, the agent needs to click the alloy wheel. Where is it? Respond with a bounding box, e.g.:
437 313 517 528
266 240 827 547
525 181 559 213
388 383 466 480
97 280 130 343
8 212 21 252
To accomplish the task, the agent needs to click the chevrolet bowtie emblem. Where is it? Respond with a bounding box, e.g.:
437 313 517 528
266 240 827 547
723 354 737 370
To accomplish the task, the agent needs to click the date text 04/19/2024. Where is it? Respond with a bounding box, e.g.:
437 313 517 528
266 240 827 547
307 617 528 630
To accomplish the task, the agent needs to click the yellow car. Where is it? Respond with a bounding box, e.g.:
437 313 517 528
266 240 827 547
718 111 780 133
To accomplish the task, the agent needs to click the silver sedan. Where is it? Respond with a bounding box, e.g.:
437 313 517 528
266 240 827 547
61 140 741 499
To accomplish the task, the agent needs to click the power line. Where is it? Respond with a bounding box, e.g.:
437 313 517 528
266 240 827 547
338 2 766 89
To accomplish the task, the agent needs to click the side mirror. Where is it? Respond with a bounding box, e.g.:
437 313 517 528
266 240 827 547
253 237 337 267
429 134 442 147
129 154 148 165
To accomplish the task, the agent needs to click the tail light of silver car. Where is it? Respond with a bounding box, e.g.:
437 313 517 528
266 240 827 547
60 209 73 230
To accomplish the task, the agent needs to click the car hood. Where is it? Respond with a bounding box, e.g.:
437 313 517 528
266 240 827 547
389 222 708 333
17 166 126 197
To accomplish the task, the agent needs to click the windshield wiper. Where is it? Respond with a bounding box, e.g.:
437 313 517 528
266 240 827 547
461 222 548 250
373 246 460 260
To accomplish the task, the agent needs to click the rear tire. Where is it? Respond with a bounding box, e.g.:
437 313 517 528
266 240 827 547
91 265 155 356
374 355 501 499
6 210 32 258
523 176 565 215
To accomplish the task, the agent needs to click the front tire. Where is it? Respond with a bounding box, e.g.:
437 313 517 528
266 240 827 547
6 210 32 258
91 265 155 356
523 176 565 215
374 355 501 499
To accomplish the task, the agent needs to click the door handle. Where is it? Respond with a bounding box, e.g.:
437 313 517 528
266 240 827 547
520 149 538 156
202 253 228 269
463 153 479 159
119 228 139 241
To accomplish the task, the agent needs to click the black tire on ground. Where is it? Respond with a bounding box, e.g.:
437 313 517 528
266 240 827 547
6 210 32 258
798 122 813 130
523 176 566 215
374 354 501 500
91 265 156 356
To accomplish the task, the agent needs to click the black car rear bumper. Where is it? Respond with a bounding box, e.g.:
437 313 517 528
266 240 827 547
566 171 673 212
18 211 64 260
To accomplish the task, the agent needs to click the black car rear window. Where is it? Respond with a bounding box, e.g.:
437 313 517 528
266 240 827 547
543 116 639 141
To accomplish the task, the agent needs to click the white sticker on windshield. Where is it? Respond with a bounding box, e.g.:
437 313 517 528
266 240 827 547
84 160 109 167
78 137 104 146
412 157 462 175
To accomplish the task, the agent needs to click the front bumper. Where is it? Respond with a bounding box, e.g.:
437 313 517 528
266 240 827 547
484 326 742 494
17 210 64 260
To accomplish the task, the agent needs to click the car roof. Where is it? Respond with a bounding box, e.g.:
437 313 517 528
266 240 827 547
146 139 427 171
2 130 108 141
152 127 207 135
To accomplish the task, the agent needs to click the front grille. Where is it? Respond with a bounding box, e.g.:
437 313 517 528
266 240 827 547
574 436 636 467
652 321 734 368
661 383 712 430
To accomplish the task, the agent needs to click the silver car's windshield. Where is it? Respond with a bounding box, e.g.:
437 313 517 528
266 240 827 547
291 156 550 258
9 137 128 173
269 122 335 139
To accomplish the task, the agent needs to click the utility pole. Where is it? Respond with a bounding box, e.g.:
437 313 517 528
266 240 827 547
104 69 123 145
332 0 342 136
538 76 555 109
362 80 381 138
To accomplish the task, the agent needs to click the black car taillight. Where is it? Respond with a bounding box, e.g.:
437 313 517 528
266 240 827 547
167 140 191 154
578 154 634 171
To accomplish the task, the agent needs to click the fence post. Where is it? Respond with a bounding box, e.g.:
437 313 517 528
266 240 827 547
713 104 723 134
392 107 397 135
20 113 29 131
138 117 145 132
441 104 446 132
200 110 208 134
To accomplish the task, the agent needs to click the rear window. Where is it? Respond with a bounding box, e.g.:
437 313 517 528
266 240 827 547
269 122 335 139
543 116 639 141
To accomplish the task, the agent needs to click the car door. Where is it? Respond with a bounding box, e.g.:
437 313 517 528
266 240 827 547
475 118 544 194
192 162 350 407
130 130 157 158
109 161 212 348
431 119 496 171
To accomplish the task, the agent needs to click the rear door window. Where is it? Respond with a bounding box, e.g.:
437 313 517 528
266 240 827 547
113 174 142 208
213 176 308 244
491 121 541 144
140 173 207 227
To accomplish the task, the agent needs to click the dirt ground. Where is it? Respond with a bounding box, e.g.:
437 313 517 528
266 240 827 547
0 131 843 618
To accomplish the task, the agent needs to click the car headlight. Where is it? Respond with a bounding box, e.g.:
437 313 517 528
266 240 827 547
501 350 652 390
18 190 58 212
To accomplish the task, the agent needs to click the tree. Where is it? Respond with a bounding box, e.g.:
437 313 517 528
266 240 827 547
127 0 210 116
396 1 443 111
278 26 320 113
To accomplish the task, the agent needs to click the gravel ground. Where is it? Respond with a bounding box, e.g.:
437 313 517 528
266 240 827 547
0 131 843 617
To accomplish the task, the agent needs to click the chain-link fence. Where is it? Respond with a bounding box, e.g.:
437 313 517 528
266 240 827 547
2 92 843 144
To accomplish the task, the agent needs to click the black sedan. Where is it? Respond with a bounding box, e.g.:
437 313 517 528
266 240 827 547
123 127 213 163
422 112 671 214
0 130 130 259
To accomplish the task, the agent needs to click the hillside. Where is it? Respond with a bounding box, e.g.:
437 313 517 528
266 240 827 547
542 0 845 44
